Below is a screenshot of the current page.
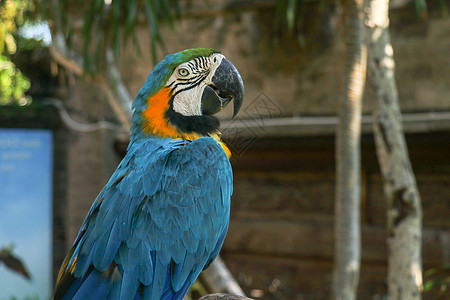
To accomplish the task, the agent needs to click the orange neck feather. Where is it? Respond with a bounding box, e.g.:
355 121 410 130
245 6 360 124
141 87 231 158
141 87 198 140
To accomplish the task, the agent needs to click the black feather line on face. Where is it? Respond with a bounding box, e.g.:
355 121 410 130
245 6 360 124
173 73 204 90
165 95 220 136
172 72 209 97
192 59 198 70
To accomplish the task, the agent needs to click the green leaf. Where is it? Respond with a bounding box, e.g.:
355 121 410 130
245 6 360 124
144 0 164 63
423 265 450 293
124 0 137 44
286 0 297 31
275 0 305 36
159 0 175 30
414 0 428 20
73 0 180 71
0 54 30 105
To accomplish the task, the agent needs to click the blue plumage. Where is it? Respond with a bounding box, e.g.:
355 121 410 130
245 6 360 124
55 137 232 300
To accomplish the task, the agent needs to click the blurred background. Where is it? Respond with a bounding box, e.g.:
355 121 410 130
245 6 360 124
0 0 449 299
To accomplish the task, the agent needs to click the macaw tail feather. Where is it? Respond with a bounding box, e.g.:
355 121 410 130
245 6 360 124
54 262 193 300
54 266 112 300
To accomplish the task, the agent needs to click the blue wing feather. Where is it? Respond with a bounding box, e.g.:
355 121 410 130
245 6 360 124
54 137 232 300
73 269 111 300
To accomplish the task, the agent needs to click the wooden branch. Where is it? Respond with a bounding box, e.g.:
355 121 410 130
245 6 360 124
50 33 83 76
105 50 133 129
42 98 124 132
199 293 253 300
98 81 132 130
366 0 423 299
50 33 131 131
200 257 246 297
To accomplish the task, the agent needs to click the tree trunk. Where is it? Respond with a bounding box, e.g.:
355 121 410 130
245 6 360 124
332 0 367 298
365 0 423 299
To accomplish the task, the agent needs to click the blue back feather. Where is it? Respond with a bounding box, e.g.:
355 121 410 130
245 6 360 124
54 136 232 300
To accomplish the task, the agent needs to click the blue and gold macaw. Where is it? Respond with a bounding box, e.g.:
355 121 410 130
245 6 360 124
54 48 244 300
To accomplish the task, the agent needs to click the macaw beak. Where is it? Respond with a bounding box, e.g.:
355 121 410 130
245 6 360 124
201 58 244 118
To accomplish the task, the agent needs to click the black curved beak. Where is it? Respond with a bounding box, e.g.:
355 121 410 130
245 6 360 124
201 58 244 118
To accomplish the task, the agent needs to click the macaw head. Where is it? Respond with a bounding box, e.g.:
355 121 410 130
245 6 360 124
131 48 244 141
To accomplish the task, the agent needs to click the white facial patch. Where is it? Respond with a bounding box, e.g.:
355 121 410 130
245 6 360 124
167 53 225 116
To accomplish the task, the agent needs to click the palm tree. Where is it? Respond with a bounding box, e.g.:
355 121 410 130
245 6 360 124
332 0 367 299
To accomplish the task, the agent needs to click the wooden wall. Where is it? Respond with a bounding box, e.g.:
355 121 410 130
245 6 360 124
221 132 450 299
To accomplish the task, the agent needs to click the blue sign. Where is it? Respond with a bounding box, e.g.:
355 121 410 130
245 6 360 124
0 129 53 300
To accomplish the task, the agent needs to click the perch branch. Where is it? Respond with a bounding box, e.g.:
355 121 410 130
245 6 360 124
199 293 253 300
200 257 246 296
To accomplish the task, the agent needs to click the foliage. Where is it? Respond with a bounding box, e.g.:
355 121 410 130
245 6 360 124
275 0 430 41
29 0 434 75
49 0 180 73
423 265 450 297
414 0 427 19
438 0 448 16
276 0 303 32
0 0 32 105
0 0 28 54
0 54 30 105
275 0 306 44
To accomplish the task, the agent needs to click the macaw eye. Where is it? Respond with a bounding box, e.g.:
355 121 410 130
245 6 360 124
178 68 190 77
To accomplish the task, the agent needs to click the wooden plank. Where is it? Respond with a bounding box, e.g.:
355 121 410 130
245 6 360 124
221 253 333 300
224 217 446 265
220 253 389 300
232 172 335 216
